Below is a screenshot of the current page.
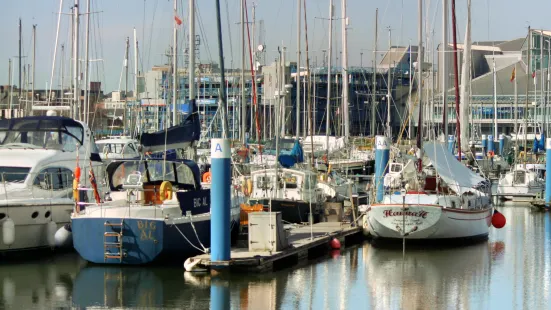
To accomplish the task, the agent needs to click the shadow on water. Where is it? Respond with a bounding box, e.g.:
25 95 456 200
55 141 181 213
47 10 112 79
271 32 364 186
0 206 549 309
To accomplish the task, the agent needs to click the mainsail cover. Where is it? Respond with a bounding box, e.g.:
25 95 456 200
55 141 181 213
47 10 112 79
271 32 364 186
423 142 488 194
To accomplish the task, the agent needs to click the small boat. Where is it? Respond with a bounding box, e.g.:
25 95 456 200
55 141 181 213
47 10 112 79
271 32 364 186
71 158 241 264
496 167 544 201
95 136 141 163
0 115 106 251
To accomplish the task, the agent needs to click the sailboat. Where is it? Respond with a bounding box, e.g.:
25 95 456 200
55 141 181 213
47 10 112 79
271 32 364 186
363 0 496 243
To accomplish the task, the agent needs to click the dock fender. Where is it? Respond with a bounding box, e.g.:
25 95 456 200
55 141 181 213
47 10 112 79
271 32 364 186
184 258 208 272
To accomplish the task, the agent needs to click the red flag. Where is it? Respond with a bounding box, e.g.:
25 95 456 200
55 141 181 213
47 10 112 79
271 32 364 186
532 71 536 78
510 67 516 82
174 15 182 25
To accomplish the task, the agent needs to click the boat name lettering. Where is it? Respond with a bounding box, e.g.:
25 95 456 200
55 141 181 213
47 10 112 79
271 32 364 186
383 209 428 219
137 220 156 241
194 197 208 208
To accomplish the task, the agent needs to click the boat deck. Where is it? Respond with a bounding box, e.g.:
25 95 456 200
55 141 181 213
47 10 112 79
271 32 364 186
189 222 363 273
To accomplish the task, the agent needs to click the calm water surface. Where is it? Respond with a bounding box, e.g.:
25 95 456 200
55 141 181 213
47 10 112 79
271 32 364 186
0 205 549 309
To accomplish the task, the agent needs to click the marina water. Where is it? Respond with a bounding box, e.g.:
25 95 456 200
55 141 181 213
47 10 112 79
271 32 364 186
0 205 548 309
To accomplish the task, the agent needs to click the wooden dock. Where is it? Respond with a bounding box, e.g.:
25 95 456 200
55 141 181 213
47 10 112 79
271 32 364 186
189 222 363 272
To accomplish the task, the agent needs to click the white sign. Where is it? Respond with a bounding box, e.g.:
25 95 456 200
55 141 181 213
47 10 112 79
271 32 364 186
211 138 231 159
375 136 390 151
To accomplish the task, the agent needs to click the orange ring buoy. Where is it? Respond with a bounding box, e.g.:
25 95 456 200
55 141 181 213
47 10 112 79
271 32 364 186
202 171 212 183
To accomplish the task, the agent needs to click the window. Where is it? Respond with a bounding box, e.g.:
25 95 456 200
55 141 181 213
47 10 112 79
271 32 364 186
0 167 30 183
33 167 73 190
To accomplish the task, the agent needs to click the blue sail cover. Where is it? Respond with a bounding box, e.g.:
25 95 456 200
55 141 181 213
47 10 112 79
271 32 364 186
533 132 545 153
139 101 201 153
278 140 304 168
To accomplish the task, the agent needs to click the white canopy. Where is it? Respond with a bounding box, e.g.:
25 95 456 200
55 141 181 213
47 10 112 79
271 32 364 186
423 142 487 194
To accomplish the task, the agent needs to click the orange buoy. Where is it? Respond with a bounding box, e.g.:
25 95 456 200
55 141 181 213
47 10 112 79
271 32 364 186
330 238 341 250
202 170 212 183
74 166 81 179
491 210 506 228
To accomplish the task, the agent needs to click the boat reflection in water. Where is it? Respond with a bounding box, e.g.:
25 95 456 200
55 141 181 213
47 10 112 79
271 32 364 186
363 243 492 309
0 253 84 309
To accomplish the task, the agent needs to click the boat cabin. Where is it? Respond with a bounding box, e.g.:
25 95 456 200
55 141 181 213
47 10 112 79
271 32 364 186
249 168 321 203
96 136 141 161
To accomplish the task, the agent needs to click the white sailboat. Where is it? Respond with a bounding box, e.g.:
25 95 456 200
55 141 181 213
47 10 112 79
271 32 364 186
363 0 495 243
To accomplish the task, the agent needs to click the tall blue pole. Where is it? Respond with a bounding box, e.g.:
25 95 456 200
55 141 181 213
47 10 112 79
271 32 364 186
546 138 551 204
481 134 487 154
210 138 231 262
487 134 494 154
499 134 504 156
447 135 455 154
375 135 390 202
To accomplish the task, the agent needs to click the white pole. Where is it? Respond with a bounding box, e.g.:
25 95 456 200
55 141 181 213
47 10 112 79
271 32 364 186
189 0 196 103
48 0 64 106
73 0 80 120
387 28 392 138
83 0 90 124
326 0 333 154
342 0 349 140
31 25 36 116
240 0 246 143
442 0 448 137
172 0 178 126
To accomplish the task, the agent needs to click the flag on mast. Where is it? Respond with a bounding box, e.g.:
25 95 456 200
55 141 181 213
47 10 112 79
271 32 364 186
174 15 182 25
510 67 516 82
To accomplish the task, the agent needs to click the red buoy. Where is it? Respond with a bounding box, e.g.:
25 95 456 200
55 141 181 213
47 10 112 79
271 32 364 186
330 238 341 250
491 210 506 229
330 249 341 259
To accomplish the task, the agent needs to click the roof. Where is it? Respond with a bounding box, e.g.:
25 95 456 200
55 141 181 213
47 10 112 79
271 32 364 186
378 46 409 69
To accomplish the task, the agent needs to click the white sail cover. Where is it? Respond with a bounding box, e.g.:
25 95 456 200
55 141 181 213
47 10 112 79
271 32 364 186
459 0 471 151
423 142 487 194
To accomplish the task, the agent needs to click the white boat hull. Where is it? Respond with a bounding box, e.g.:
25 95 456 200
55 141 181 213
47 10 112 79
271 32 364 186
364 204 492 241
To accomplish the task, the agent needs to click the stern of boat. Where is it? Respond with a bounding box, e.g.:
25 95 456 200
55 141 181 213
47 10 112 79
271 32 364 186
367 204 443 239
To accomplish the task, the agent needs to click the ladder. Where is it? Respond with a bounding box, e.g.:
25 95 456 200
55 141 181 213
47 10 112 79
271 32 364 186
104 221 124 262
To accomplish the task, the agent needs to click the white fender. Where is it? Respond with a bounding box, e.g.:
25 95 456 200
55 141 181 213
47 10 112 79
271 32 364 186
54 224 73 247
2 218 15 246
184 257 207 272
47 221 57 247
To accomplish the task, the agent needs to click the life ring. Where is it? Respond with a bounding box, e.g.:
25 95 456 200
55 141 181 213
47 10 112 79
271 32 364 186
488 150 495 157
202 171 212 183
241 178 252 196
159 181 173 201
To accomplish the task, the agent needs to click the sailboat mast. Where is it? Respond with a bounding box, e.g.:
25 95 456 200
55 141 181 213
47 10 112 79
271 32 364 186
172 0 178 126
442 0 448 137
371 9 378 136
19 18 22 107
215 0 229 137
514 62 518 159
189 0 196 106
83 0 90 124
416 0 423 150
493 59 498 139
450 0 460 159
524 26 531 167
240 0 246 144
296 0 301 139
73 0 80 120
326 0 333 155
387 27 392 138
124 37 129 133
32 25 36 116
341 0 349 140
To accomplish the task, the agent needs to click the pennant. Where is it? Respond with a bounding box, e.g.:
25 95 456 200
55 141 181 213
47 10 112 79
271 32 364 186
510 67 516 82
532 71 536 79
174 15 182 25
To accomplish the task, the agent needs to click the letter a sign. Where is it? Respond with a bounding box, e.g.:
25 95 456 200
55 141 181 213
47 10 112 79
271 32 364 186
211 139 229 159
215 143 222 152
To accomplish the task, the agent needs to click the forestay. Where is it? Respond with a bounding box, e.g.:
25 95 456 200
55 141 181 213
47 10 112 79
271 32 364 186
423 142 488 194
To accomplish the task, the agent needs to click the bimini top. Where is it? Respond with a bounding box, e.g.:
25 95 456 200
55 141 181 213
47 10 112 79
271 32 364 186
106 158 202 191
0 116 85 151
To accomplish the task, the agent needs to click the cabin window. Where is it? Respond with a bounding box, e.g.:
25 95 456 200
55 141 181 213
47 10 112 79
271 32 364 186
391 164 402 173
33 167 73 190
513 171 526 184
256 176 271 190
303 174 317 190
0 167 30 183
284 174 298 189
175 163 197 187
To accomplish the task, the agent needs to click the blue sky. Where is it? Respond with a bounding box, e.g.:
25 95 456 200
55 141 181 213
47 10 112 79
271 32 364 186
1 0 550 92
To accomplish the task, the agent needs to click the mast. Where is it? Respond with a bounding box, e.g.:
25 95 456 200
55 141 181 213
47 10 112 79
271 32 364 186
48 0 64 107
124 37 129 133
371 9 378 136
514 62 518 160
73 0 80 120
492 59 497 139
341 0 349 140
215 0 229 137
189 0 196 109
134 28 139 105
326 0 333 156
252 3 258 142
541 30 545 134
31 24 36 116
386 27 392 138
459 0 471 152
442 0 448 137
240 0 246 143
83 0 90 124
172 0 178 126
450 0 460 159
416 0 423 150
408 39 412 139
296 0 301 139
18 18 22 108
524 27 531 167
281 46 287 137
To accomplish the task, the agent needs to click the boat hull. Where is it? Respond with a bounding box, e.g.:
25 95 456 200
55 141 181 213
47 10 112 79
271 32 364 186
365 204 492 241
72 215 239 265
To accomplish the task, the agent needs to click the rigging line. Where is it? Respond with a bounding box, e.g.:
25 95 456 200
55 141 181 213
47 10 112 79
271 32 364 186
223 0 234 67
146 0 158 73
244 0 261 148
196 4 214 63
